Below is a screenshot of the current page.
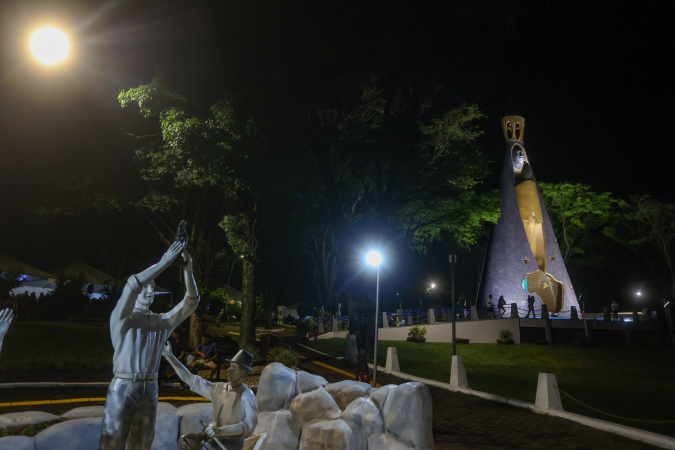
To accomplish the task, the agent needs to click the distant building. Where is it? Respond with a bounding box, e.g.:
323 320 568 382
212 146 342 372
0 252 55 297
278 303 300 324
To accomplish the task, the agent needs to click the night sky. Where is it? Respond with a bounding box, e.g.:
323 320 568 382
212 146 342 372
0 1 673 305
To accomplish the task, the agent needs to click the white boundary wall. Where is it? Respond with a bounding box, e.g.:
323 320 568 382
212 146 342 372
321 318 521 344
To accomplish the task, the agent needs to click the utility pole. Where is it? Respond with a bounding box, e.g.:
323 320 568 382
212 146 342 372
450 254 457 356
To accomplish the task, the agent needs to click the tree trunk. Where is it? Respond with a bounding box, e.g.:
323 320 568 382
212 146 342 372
239 259 256 349
265 306 275 329
189 313 202 350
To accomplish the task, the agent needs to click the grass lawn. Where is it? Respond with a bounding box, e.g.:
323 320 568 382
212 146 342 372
316 338 675 438
0 321 113 371
0 320 284 372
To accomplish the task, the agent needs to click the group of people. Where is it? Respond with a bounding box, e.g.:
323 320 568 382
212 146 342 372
159 331 220 388
486 294 508 318
486 294 539 318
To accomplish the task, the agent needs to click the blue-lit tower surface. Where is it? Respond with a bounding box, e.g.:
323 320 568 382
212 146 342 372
480 116 579 316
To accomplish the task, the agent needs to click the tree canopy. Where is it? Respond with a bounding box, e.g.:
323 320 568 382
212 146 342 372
539 182 625 270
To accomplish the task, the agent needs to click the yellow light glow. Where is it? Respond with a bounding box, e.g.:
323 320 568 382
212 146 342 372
29 27 70 65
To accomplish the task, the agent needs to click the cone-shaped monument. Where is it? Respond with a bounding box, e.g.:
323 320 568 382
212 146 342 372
480 116 579 316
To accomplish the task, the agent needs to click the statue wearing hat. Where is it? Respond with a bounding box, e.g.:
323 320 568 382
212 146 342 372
162 344 258 450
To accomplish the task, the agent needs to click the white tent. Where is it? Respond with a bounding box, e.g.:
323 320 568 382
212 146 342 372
0 252 55 297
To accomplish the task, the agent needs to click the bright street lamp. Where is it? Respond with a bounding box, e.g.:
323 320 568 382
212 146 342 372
29 26 71 66
365 249 382 387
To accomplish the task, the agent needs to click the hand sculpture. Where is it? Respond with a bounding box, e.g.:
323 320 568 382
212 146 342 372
0 308 14 355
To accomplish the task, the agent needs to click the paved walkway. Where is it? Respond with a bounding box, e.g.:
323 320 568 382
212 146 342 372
0 346 666 449
291 347 661 449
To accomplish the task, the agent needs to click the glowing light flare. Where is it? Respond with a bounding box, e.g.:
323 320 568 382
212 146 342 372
365 250 382 267
29 27 70 65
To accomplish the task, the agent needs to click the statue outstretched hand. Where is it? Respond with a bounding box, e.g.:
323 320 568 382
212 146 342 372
205 424 216 438
0 308 13 337
161 241 185 266
161 341 172 358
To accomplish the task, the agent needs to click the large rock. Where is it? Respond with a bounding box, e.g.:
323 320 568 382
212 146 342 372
296 371 328 394
0 435 35 450
34 417 101 450
254 410 301 449
299 419 358 450
61 406 104 419
324 380 372 410
152 402 179 450
381 382 434 449
177 403 213 436
0 411 60 429
289 388 341 426
257 363 298 411
367 433 416 450
340 396 384 443
369 384 396 409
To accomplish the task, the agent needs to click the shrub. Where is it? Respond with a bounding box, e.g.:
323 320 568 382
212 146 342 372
498 329 513 340
269 347 299 368
408 325 428 339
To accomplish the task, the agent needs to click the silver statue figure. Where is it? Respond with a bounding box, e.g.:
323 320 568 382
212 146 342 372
162 344 258 450
99 241 199 450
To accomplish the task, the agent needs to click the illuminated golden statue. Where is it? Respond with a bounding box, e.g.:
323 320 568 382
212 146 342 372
480 116 577 316
502 116 564 313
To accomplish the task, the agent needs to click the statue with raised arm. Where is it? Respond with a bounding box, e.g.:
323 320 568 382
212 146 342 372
162 343 258 450
99 241 200 450
0 308 14 355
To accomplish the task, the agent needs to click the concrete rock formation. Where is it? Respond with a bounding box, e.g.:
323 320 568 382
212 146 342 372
0 367 434 449
254 365 434 449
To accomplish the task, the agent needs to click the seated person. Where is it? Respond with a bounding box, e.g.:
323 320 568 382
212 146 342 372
186 334 218 371
162 343 258 450
160 330 187 382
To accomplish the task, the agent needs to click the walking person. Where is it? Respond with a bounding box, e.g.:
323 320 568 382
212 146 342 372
526 295 536 318
498 296 506 318
312 326 319 347
611 299 619 322
355 350 372 385
487 295 495 319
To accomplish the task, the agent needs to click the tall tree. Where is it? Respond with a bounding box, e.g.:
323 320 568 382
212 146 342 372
119 76 263 348
297 81 499 312
271 80 501 356
118 76 309 348
539 182 625 270
607 196 675 300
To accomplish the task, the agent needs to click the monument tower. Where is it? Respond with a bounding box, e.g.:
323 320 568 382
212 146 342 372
480 116 579 316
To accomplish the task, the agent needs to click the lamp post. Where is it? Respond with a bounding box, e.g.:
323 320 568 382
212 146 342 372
663 299 674 352
365 250 382 387
450 254 456 356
